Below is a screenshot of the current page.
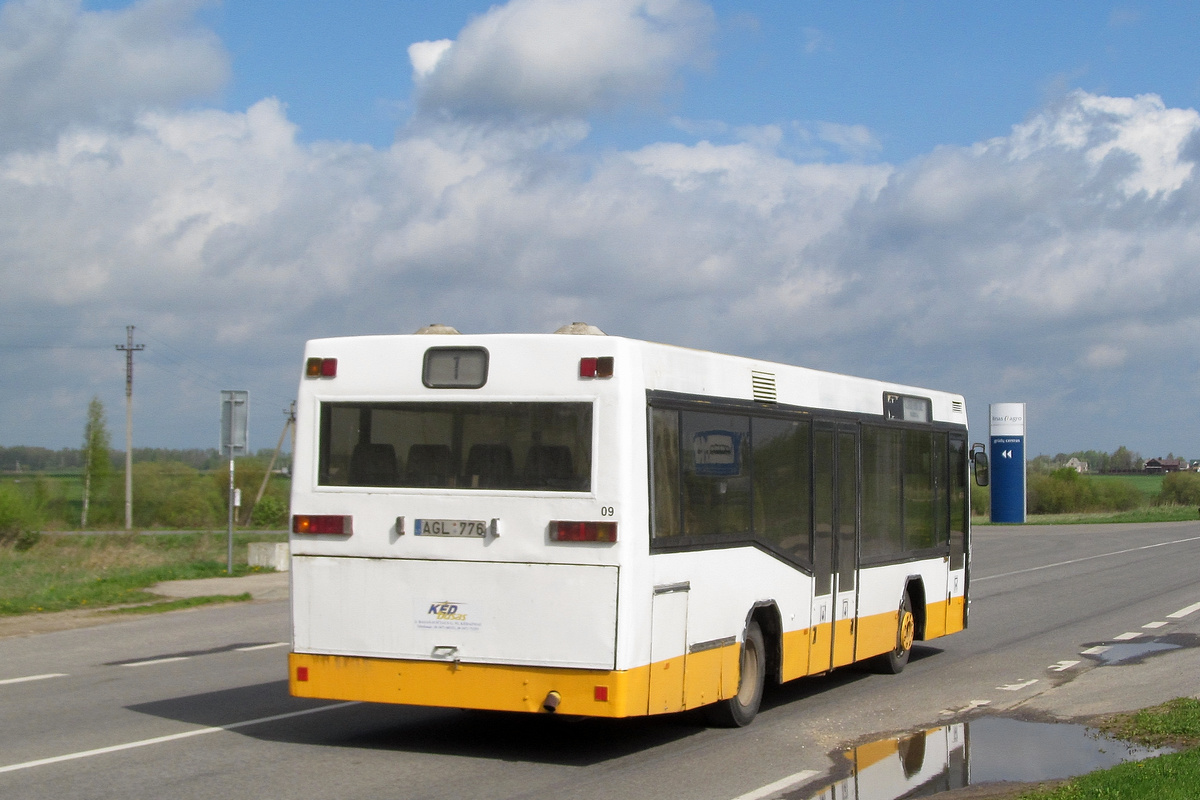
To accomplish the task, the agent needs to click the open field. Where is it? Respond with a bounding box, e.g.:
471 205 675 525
1085 472 1164 498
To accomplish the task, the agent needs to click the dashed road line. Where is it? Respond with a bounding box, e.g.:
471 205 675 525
1143 621 1169 629
1081 645 1110 656
1113 632 1143 641
1048 660 1080 672
1168 601 1200 619
120 656 190 668
730 769 820 800
235 642 289 652
0 673 68 686
997 679 1038 691
0 701 359 774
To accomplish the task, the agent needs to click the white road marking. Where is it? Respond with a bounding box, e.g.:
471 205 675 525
1082 646 1110 655
997 679 1039 691
120 656 189 668
1048 660 1081 672
731 769 820 800
0 701 359 774
0 673 68 686
974 535 1200 583
1143 621 1169 629
1113 632 1143 641
941 699 991 716
1168 601 1200 619
235 642 289 652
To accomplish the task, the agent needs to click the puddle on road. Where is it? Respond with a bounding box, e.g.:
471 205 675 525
791 717 1170 800
1082 633 1199 666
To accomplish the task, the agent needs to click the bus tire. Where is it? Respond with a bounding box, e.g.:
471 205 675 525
876 594 915 674
704 620 765 727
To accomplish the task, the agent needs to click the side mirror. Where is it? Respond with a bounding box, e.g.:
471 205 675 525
971 443 989 487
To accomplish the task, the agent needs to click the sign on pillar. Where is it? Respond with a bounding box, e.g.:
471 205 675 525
990 402 1026 523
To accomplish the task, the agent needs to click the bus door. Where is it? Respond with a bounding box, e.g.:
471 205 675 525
649 582 690 714
809 423 860 674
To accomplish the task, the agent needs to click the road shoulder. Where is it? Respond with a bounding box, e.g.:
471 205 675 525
0 571 289 639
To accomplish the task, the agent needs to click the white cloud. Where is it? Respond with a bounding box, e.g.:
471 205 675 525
1005 91 1198 197
408 38 452 79
411 0 714 119
0 0 228 151
4 0 1200 460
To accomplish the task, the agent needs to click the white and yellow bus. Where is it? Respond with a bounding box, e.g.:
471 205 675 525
288 324 986 726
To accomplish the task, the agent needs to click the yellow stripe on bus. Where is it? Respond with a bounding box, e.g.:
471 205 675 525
291 652 652 717
290 646 743 718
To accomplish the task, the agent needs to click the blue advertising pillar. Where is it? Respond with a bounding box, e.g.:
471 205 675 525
990 403 1026 523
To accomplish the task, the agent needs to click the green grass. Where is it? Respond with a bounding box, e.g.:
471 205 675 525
974 505 1199 525
0 532 285 615
1085 473 1164 499
1018 699 1200 799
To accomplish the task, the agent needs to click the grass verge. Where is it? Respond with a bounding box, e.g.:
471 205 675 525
101 593 254 615
1018 699 1200 799
0 531 285 615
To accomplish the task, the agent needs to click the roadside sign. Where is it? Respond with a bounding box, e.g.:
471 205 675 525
221 390 249 456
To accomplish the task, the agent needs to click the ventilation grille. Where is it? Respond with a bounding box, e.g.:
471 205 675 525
951 400 965 416
751 371 777 404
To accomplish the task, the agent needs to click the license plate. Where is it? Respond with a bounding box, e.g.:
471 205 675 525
415 518 488 537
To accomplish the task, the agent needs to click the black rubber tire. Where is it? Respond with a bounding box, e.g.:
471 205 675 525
703 620 766 727
876 593 915 674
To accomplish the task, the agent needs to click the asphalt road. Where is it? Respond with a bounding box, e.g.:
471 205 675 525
2 521 1199 800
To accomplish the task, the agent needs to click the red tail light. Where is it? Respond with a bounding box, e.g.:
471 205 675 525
293 515 352 535
552 521 617 542
579 356 613 378
305 357 338 378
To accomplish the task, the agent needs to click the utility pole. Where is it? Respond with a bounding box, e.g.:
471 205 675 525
244 402 295 526
115 326 144 530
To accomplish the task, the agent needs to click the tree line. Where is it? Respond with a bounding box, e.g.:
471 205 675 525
0 445 288 473
1028 446 1146 474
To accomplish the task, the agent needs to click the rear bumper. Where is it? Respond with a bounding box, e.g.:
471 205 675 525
289 652 651 717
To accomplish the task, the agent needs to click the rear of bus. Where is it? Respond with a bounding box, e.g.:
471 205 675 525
288 329 649 717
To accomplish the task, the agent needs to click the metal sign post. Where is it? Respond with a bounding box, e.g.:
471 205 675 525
989 402 1026 524
221 391 249 574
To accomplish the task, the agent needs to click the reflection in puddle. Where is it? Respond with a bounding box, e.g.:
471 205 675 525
794 717 1170 800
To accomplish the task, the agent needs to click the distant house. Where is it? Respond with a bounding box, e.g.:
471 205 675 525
1144 457 1187 474
1064 457 1089 473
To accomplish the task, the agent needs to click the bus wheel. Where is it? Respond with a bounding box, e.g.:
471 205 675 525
876 594 915 674
704 620 765 727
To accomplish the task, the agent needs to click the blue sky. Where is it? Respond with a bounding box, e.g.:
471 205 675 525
2 0 1200 461
199 2 1200 160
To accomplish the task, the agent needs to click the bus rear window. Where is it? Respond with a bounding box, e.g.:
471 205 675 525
318 402 592 491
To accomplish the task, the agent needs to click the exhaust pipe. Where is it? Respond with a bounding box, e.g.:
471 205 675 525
542 691 561 713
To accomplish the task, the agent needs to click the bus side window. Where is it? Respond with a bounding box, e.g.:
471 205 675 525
650 408 681 537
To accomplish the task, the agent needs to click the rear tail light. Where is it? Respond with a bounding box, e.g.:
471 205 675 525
292 514 352 535
551 520 617 542
305 357 338 378
579 356 613 378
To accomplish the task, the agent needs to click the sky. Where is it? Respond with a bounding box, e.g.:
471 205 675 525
2 0 1200 460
